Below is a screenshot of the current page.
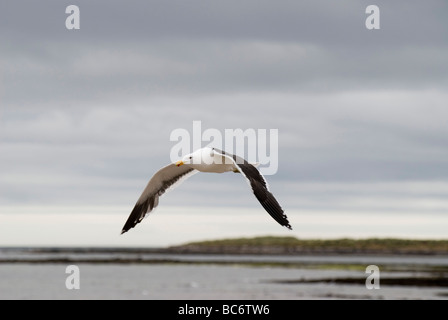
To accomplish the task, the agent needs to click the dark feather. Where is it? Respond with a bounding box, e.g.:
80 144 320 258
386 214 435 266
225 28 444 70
238 163 292 230
213 148 292 229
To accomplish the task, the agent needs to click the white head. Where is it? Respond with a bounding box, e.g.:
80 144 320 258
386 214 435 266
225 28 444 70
175 147 214 167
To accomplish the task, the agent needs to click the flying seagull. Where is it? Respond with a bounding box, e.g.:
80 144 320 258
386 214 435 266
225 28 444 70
121 147 292 234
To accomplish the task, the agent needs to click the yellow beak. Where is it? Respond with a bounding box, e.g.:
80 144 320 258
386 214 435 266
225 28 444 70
175 160 184 167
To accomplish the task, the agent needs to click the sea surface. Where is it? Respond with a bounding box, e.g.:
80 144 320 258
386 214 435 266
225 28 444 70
1 248 447 300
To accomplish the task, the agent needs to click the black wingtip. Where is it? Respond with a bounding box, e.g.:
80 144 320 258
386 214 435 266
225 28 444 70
120 222 133 235
282 214 293 230
280 216 293 230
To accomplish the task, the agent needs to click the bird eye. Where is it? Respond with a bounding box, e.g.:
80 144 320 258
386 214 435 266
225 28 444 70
189 156 192 159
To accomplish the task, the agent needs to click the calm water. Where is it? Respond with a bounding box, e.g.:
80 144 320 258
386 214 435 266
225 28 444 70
1 250 448 300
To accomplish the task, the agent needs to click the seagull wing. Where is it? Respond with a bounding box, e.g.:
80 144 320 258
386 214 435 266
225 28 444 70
212 148 292 230
121 164 197 234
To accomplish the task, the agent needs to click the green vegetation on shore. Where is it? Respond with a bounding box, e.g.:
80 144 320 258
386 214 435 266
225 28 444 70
177 236 448 254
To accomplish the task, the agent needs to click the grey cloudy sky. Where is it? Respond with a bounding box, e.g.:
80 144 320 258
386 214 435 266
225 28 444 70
1 1 448 245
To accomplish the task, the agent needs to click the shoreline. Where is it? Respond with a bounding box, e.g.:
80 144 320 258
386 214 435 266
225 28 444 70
2 246 448 257
2 236 448 257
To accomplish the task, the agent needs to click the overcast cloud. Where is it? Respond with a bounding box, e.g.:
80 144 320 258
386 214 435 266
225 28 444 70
1 0 448 230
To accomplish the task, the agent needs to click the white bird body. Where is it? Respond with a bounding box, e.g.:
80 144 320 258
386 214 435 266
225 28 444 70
177 147 238 173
